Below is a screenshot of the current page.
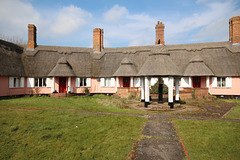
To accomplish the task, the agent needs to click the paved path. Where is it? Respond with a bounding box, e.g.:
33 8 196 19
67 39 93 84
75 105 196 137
135 113 186 160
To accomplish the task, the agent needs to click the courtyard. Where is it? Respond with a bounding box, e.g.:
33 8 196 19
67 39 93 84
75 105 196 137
0 95 240 159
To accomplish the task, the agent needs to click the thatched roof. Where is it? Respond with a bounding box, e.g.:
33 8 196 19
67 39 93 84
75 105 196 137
48 57 75 77
113 57 138 76
183 55 214 76
0 39 25 76
0 39 240 78
138 53 181 76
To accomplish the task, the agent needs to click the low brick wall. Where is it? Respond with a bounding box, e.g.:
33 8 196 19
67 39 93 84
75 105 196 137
151 88 209 100
116 87 141 99
194 88 209 98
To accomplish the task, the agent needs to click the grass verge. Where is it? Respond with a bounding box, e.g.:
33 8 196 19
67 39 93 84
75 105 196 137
0 95 145 114
173 118 240 160
226 103 240 119
0 107 146 160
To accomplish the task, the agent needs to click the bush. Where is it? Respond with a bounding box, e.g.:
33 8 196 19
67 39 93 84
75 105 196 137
150 79 168 94
84 88 90 96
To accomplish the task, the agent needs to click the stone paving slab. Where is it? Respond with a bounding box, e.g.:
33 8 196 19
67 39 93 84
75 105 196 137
134 113 185 160
135 138 185 160
142 121 177 138
148 113 172 121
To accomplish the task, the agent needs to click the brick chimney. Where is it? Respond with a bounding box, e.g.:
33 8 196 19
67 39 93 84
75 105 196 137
93 28 104 52
229 16 240 45
155 21 165 45
27 24 37 49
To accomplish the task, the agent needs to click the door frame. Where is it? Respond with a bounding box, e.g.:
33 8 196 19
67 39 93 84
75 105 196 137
59 77 67 93
123 77 130 87
193 76 201 88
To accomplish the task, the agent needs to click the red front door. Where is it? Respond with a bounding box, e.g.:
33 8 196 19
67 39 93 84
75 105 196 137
123 77 130 87
193 77 201 88
59 77 67 93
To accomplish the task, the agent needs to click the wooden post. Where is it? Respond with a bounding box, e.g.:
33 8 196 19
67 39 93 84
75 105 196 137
144 77 150 107
141 77 145 102
168 76 174 108
175 77 180 103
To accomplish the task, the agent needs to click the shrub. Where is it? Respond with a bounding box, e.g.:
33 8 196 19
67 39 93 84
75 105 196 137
84 88 90 96
150 78 168 94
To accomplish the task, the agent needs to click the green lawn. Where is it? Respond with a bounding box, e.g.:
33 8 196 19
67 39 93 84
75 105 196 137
0 96 147 159
226 103 240 120
173 119 240 160
0 95 145 114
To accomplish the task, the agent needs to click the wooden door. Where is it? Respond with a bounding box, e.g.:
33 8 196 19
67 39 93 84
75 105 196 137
123 77 130 87
193 77 201 88
59 77 66 93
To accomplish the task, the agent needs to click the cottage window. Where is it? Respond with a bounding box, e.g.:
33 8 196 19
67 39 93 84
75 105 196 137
9 77 24 88
100 78 115 87
105 78 111 87
80 78 87 87
34 78 47 87
217 77 226 87
76 78 91 87
212 77 232 88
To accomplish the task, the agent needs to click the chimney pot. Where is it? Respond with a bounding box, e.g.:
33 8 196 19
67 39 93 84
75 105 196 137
229 16 240 45
155 21 165 45
27 24 37 49
93 28 104 52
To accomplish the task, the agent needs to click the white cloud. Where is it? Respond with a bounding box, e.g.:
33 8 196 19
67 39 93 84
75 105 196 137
0 0 42 39
101 5 155 46
0 0 92 44
196 0 211 4
165 0 237 44
193 9 240 42
103 5 128 23
50 5 92 35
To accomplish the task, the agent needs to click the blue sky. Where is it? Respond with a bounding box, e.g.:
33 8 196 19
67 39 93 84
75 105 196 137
0 0 240 47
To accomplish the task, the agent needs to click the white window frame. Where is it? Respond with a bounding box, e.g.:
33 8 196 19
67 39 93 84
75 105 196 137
134 77 141 87
105 78 111 87
34 78 47 87
217 77 226 88
9 77 24 88
76 78 91 87
212 77 232 88
100 78 115 87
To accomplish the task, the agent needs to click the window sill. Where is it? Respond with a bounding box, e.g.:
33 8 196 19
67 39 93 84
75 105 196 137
9 87 24 89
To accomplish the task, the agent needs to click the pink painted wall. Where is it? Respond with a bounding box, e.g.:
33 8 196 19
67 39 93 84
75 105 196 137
119 77 124 87
0 77 52 97
90 78 116 93
55 77 59 93
0 76 26 96
25 78 51 94
210 77 240 95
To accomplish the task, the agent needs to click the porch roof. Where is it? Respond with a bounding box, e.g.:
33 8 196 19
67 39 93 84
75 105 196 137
183 55 214 76
138 53 181 76
113 57 138 76
48 57 76 77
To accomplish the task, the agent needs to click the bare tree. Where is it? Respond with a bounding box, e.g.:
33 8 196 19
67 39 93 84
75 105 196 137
0 33 26 44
